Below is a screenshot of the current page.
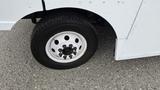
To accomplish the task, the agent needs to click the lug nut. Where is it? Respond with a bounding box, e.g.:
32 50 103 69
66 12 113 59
73 52 77 55
63 55 67 59
59 53 62 57
63 45 67 48
73 47 77 50
58 49 63 52
69 44 73 48
69 55 73 59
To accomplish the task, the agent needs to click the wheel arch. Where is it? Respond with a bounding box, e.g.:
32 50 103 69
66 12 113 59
43 8 118 39
23 7 118 39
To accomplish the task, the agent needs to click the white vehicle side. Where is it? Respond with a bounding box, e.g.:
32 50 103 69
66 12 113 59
0 0 160 61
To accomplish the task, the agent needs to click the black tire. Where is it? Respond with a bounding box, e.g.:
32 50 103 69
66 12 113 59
31 14 98 69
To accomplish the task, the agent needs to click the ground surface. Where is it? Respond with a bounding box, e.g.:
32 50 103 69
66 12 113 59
0 20 160 90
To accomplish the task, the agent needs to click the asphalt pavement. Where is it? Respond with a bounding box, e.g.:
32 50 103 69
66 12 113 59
0 20 160 90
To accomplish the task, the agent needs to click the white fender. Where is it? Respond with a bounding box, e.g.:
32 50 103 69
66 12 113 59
44 0 143 39
0 0 42 30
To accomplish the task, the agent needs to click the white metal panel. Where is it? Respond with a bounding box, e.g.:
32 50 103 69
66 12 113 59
116 0 160 60
0 0 42 30
0 21 16 30
44 0 142 39
2 0 158 60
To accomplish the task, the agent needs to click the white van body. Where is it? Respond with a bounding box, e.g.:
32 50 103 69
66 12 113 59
0 0 160 60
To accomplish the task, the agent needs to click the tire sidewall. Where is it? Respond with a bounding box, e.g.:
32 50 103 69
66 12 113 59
31 20 97 69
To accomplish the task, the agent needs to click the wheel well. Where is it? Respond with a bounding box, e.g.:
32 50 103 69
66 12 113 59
24 8 117 38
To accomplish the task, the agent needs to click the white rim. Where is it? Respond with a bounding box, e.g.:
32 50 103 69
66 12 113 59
45 31 87 63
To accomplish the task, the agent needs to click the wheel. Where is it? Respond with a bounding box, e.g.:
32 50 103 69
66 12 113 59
31 14 98 69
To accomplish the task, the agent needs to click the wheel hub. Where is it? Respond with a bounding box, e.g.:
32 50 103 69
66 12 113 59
62 47 73 55
62 45 76 55
45 31 87 63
